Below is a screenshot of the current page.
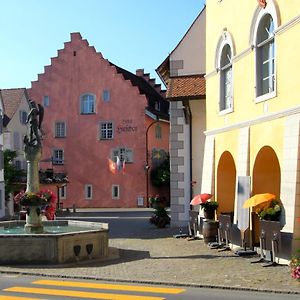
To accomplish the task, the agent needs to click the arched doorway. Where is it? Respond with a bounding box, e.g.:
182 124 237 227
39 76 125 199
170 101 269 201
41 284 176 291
216 151 236 217
252 146 281 244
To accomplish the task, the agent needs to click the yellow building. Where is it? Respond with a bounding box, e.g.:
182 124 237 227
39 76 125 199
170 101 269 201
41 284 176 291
203 0 300 262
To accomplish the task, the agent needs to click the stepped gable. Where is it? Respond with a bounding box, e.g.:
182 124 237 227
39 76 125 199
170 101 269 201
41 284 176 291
109 64 169 120
31 32 105 87
109 63 164 100
0 88 27 126
135 69 166 98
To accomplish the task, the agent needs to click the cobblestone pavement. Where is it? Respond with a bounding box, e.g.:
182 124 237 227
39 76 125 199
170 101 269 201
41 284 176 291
0 226 299 294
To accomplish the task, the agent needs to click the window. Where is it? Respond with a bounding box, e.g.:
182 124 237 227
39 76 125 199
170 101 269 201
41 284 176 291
85 184 93 200
80 94 95 114
220 44 233 112
100 122 113 139
55 121 66 138
154 101 161 111
43 96 50 107
59 186 67 199
112 185 120 199
53 149 64 165
256 14 275 98
20 111 27 124
112 147 133 163
13 132 21 150
103 90 110 102
155 124 162 139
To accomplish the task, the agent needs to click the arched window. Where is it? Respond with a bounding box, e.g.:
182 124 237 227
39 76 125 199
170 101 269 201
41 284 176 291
220 44 233 112
80 93 95 114
256 14 275 97
250 1 279 101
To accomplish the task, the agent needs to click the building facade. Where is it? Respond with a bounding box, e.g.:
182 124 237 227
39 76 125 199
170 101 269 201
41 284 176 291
0 95 5 218
157 7 206 227
204 0 300 261
0 88 29 216
28 33 169 208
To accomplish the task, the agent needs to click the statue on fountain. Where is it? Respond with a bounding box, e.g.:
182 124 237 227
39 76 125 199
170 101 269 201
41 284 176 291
23 99 44 233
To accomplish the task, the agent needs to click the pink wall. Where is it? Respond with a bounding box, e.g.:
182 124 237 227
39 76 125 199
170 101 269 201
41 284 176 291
29 33 169 208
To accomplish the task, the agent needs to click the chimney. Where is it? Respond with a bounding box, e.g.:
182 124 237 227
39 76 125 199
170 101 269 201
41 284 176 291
136 69 144 77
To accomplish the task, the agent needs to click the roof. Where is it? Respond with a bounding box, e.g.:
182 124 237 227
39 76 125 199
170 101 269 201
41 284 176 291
166 75 206 101
110 62 164 99
109 62 169 121
0 88 27 126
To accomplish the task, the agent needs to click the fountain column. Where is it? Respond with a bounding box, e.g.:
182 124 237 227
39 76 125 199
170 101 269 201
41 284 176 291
23 100 44 234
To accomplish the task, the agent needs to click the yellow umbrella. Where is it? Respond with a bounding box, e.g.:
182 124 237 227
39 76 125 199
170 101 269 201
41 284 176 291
243 193 276 208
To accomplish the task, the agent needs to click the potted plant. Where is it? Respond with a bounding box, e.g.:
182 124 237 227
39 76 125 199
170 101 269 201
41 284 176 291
149 206 170 228
200 199 219 220
255 200 281 221
290 253 300 281
148 194 167 209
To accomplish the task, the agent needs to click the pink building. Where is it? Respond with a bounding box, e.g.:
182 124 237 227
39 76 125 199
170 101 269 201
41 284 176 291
28 33 169 208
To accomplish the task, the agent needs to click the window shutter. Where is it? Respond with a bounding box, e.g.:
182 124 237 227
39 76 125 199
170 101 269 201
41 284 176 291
126 149 133 163
112 149 119 162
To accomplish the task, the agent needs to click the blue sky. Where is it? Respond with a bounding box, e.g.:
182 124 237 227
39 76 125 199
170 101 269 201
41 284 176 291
0 0 205 89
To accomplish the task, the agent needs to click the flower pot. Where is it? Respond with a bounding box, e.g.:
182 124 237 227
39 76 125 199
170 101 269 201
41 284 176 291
203 220 219 244
203 207 216 220
24 205 44 233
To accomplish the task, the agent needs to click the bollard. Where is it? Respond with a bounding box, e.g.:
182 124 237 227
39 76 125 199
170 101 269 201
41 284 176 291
72 204 76 213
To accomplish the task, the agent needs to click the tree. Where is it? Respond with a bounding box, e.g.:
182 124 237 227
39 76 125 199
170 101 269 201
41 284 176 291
4 150 26 200
150 155 170 187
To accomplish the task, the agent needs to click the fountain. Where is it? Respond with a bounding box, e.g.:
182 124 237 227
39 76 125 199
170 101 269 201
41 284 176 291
0 100 109 264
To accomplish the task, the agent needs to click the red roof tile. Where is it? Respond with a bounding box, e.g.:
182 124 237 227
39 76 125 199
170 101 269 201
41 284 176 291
166 75 205 100
0 88 27 121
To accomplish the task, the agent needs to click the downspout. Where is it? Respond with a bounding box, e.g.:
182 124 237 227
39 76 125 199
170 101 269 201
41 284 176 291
183 100 193 202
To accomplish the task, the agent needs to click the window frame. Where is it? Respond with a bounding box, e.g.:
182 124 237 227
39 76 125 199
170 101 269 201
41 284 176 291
215 31 235 115
100 121 114 140
112 184 120 199
112 147 133 163
20 110 28 125
80 93 96 114
219 44 233 113
254 14 276 102
85 184 93 200
102 90 110 102
55 121 66 138
43 95 50 107
52 149 64 165
59 185 67 200
250 2 279 103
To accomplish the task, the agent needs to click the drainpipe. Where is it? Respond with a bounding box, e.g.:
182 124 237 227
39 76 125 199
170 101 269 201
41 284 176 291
183 100 193 204
145 116 159 207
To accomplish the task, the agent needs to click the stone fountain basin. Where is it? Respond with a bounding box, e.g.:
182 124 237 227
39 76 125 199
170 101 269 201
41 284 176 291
0 220 109 265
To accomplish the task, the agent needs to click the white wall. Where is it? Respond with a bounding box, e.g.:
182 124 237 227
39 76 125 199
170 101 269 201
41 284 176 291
170 8 206 76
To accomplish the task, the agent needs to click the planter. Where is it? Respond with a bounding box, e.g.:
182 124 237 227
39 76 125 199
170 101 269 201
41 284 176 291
24 205 44 233
203 220 219 244
203 207 216 220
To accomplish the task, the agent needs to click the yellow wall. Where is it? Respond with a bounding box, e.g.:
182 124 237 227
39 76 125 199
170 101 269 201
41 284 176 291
206 0 300 131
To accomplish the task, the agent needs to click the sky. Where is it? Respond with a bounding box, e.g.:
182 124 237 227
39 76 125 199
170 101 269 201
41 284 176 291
0 0 205 90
